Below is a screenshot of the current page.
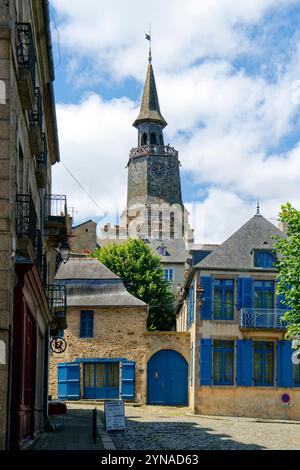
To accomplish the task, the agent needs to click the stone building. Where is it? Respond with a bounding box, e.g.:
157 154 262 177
49 258 190 405
177 211 300 420
0 1 68 449
99 50 195 292
69 219 99 255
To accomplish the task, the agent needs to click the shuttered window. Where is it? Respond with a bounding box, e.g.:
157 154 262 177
213 279 234 320
213 340 234 385
254 341 274 386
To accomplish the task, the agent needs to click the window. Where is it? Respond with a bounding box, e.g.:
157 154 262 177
150 133 157 144
157 246 167 256
141 133 147 145
213 340 234 385
164 269 174 282
294 363 300 387
254 280 274 309
80 310 94 338
254 250 276 268
254 341 274 386
213 279 234 320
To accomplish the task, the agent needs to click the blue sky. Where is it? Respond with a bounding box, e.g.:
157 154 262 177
50 0 300 243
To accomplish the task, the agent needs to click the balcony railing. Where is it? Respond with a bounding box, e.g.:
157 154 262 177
46 284 67 331
16 23 36 86
36 133 48 187
44 194 67 219
16 194 37 248
29 87 43 154
240 308 287 329
129 144 178 160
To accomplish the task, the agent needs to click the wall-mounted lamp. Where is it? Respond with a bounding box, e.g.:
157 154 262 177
55 239 71 265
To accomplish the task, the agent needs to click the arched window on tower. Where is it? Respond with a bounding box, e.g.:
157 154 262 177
150 133 157 145
141 133 147 145
159 135 163 145
170 212 175 239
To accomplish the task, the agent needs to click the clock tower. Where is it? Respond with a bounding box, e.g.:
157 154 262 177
121 51 190 241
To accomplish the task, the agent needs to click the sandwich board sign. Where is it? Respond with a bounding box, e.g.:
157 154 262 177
104 400 126 432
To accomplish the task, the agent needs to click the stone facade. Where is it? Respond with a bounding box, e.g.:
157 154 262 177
70 220 98 255
177 213 300 420
49 307 190 404
0 1 67 449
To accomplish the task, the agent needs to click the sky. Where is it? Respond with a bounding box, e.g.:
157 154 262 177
50 0 300 244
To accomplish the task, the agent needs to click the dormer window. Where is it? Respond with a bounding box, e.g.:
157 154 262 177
254 250 276 268
157 246 169 256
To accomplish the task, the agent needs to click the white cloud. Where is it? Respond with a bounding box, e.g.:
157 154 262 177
50 0 300 243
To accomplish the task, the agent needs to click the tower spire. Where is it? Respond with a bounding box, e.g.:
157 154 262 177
133 31 167 129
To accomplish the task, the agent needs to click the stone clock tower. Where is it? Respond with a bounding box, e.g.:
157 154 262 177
119 53 191 242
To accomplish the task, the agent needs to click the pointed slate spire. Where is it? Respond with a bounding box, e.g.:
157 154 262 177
133 60 167 129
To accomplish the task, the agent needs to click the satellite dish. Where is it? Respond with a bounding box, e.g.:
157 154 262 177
292 350 300 365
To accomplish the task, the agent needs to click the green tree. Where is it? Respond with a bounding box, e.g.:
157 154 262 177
92 238 176 331
274 202 300 340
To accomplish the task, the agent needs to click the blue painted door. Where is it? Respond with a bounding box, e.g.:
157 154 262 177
147 350 188 406
57 363 80 400
83 362 119 399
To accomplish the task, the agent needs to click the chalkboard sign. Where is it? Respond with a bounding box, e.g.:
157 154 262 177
104 400 126 432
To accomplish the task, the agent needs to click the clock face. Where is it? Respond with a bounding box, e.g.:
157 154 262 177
150 161 168 179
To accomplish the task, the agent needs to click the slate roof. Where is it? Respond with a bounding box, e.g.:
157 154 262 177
133 62 167 128
56 258 119 280
196 214 285 270
55 258 146 308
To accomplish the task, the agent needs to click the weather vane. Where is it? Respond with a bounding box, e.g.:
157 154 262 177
145 23 152 63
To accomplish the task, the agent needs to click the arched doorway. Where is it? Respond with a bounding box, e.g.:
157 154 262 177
147 350 188 405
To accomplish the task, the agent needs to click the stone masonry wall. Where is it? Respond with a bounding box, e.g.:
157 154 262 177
49 307 190 403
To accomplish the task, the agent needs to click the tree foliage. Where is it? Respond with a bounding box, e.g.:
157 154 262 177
274 202 300 340
92 239 176 331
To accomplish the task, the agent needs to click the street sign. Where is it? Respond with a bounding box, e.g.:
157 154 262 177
104 400 126 432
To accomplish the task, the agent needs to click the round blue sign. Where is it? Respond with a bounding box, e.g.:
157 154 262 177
282 394 290 403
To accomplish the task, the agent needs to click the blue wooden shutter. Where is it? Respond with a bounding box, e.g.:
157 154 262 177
200 338 212 385
277 341 293 387
58 363 80 399
121 362 135 400
237 278 253 309
236 339 253 386
200 276 213 320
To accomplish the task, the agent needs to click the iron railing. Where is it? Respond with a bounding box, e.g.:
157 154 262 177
240 308 287 329
129 144 178 159
16 194 37 247
36 133 48 165
46 284 67 321
16 23 36 86
29 87 43 132
44 194 67 219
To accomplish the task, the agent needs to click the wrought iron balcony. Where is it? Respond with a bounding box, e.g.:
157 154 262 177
16 194 37 248
29 87 43 154
35 133 48 188
16 23 36 109
240 308 287 330
129 144 178 160
46 284 67 331
44 195 68 243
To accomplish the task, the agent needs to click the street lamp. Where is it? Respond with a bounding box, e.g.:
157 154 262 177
55 239 71 265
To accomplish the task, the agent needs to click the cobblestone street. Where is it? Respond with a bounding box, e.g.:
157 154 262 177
106 405 300 450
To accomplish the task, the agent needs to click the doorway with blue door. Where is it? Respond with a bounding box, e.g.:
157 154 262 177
147 350 188 406
83 362 119 399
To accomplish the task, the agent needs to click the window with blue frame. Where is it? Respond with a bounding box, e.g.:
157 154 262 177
164 269 174 282
80 310 94 338
254 280 274 309
254 341 274 386
254 250 276 268
294 363 300 386
213 279 234 320
213 340 234 385
187 282 195 327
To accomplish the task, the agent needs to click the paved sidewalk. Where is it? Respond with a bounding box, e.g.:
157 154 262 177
30 409 105 450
